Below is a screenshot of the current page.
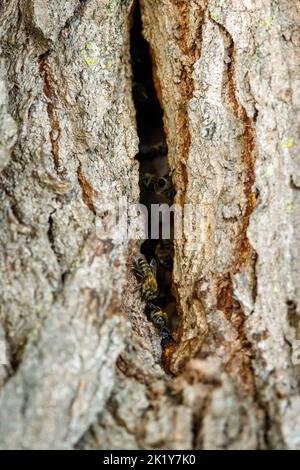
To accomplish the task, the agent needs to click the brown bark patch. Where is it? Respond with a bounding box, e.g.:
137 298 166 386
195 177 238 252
217 22 257 274
172 3 202 199
77 163 97 215
216 276 255 395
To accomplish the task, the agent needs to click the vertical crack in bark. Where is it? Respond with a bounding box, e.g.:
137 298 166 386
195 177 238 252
77 163 97 216
226 46 256 275
130 2 178 368
39 53 61 173
210 15 257 394
169 0 204 202
47 209 57 257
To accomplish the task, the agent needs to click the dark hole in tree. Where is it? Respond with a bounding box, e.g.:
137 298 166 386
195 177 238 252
130 3 179 333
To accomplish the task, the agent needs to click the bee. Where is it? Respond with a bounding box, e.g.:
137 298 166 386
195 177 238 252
154 175 175 199
141 173 175 199
155 239 174 270
147 304 168 329
159 326 173 346
141 172 156 192
135 256 159 302
151 141 168 157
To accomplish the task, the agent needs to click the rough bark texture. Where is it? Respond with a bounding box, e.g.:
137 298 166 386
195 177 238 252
1 0 300 450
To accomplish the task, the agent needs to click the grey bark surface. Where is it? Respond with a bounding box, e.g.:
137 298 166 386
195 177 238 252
0 0 300 450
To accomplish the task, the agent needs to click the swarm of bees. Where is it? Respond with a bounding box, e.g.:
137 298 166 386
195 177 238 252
135 152 175 347
131 4 176 354
135 251 173 346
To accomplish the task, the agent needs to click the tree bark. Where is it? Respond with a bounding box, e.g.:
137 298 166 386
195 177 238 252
1 0 300 450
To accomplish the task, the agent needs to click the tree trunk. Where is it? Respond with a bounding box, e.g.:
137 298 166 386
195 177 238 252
1 0 300 450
